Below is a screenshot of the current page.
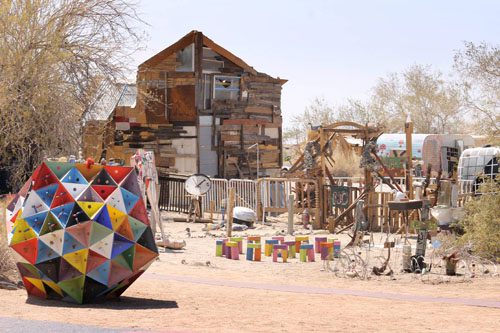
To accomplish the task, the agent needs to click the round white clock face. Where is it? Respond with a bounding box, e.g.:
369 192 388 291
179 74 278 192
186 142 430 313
185 174 211 196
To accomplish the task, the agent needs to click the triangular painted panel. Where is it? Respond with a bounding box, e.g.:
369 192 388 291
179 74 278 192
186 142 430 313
58 257 83 281
17 262 42 279
58 275 85 303
62 183 88 200
89 233 114 259
120 171 142 197
36 239 60 263
50 202 75 227
23 277 47 298
128 216 148 242
115 217 134 241
105 188 127 214
11 238 39 264
35 184 59 208
61 167 88 185
75 163 102 182
65 203 91 228
89 221 113 245
83 277 108 303
31 163 59 191
65 221 92 247
129 199 149 225
77 201 104 219
62 232 85 255
120 187 140 213
78 186 103 203
39 212 63 235
63 249 89 274
24 211 49 235
9 219 37 245
93 205 113 230
92 185 117 201
133 244 158 271
35 258 60 282
118 246 135 270
45 161 75 180
106 205 127 231
136 227 157 253
21 191 49 218
108 261 133 287
91 169 117 187
86 250 108 273
111 233 134 259
86 260 110 286
104 165 133 184
39 229 65 256
42 280 64 297
50 185 75 209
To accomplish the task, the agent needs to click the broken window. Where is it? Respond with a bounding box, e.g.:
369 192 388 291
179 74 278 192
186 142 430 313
213 75 240 100
176 43 194 72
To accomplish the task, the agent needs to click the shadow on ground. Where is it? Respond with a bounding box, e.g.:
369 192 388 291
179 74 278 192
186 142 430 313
26 296 179 310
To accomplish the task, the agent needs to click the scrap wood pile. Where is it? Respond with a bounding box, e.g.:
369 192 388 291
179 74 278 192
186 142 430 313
215 75 283 179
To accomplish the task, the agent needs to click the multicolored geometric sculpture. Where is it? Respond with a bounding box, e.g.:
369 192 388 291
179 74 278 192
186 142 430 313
5 162 158 304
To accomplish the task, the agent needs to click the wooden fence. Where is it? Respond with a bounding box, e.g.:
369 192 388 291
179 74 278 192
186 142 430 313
158 174 190 213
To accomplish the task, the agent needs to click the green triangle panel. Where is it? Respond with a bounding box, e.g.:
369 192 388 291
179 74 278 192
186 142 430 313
45 161 75 179
39 212 63 235
128 216 148 241
58 275 85 304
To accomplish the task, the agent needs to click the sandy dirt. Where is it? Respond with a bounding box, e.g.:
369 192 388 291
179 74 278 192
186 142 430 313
1 212 499 332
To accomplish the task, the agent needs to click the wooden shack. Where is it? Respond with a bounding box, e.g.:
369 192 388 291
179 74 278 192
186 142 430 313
83 30 286 178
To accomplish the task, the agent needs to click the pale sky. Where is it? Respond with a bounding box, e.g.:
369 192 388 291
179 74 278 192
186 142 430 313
131 0 500 128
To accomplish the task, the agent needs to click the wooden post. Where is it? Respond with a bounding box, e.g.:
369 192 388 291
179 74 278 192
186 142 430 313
287 194 294 235
227 187 235 237
317 127 325 229
405 115 413 199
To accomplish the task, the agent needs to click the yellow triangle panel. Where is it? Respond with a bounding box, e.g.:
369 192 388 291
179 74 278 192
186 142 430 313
63 249 89 274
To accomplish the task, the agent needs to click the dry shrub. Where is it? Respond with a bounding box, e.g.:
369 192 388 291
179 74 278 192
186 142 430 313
330 148 363 177
457 180 500 261
0 196 16 275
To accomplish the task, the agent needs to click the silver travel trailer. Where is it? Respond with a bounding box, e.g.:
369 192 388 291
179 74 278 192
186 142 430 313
458 146 500 192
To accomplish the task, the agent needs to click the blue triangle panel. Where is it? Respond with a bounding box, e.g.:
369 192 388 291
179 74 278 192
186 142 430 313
51 202 75 227
111 233 134 259
61 167 88 185
93 206 113 230
87 261 111 286
120 187 140 213
62 231 85 255
24 211 49 235
35 184 59 208
36 239 60 264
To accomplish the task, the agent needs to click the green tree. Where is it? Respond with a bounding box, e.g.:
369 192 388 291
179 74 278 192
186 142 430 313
370 65 464 133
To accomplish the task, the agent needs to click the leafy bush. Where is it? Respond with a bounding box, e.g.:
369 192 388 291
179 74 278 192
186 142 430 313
457 180 500 260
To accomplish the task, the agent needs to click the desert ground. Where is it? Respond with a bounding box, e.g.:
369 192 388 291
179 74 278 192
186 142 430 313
1 211 499 333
